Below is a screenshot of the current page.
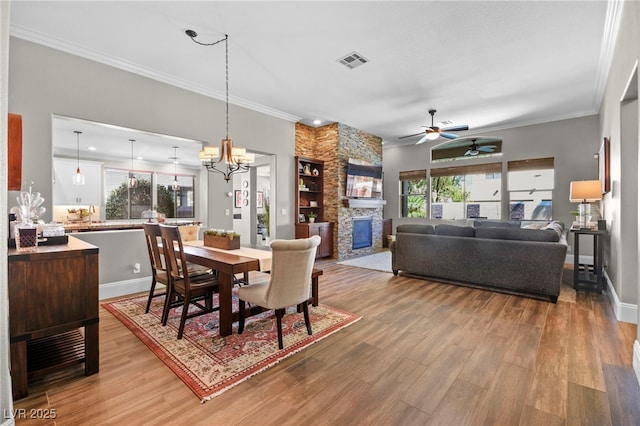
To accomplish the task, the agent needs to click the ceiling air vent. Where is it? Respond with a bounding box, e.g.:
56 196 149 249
337 51 369 69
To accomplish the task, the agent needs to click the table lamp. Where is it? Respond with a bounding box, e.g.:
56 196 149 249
569 180 602 228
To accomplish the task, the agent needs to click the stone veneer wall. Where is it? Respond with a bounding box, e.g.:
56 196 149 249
295 122 383 260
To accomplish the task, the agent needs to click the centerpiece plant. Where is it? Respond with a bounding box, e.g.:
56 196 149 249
203 229 241 250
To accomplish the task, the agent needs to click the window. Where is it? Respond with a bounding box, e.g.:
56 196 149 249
104 169 153 220
104 169 196 220
508 158 554 220
430 162 502 219
399 170 427 218
156 173 195 218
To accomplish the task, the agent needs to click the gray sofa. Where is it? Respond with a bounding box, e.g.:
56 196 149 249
390 220 568 302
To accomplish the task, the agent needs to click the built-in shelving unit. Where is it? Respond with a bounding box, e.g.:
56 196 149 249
295 156 333 258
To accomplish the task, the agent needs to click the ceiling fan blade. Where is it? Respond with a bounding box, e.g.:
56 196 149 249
442 124 469 132
415 134 429 145
478 145 496 152
398 132 425 140
440 132 459 140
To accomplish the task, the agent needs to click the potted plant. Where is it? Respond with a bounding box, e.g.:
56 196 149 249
308 212 318 223
203 229 241 250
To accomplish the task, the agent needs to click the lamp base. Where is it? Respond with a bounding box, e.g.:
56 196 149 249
579 203 591 228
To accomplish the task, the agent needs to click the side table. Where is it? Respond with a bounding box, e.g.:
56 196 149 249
570 227 608 293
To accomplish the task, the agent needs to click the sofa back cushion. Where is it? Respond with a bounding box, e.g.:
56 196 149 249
475 226 560 242
473 219 521 228
435 224 476 237
396 224 435 235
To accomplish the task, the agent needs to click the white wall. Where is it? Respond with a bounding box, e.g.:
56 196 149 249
1 2 14 423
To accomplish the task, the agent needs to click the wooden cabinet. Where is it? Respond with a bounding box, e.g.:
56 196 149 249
53 158 103 205
8 237 99 399
295 156 333 258
382 218 393 248
296 222 334 259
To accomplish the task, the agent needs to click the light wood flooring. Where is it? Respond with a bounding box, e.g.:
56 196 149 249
12 261 640 425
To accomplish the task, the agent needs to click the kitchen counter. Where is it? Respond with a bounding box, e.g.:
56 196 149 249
63 221 201 233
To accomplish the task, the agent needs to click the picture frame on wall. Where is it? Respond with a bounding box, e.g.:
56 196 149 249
599 137 611 194
257 191 264 208
298 213 306 223
234 190 242 208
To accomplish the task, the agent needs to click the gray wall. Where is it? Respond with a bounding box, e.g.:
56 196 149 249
383 114 600 234
8 37 296 238
597 1 640 340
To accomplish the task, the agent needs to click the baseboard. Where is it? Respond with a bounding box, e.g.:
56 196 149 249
604 270 638 324
99 276 160 300
634 340 640 388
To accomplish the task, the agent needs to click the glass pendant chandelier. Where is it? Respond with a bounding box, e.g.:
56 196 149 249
72 130 85 185
187 31 255 182
172 146 180 190
128 139 138 188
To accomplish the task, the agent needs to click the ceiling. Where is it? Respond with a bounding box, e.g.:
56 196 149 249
10 1 620 156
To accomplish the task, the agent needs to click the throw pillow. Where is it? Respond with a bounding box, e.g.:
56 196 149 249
541 221 564 241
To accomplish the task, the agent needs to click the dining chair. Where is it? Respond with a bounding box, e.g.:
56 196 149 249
160 225 220 339
238 235 321 349
142 223 212 315
178 224 200 242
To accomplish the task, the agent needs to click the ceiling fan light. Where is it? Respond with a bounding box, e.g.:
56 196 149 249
425 132 440 141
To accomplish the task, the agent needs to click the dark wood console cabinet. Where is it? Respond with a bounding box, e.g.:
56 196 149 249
8 236 99 399
296 222 334 258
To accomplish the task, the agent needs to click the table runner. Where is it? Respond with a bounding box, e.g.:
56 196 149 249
183 240 272 272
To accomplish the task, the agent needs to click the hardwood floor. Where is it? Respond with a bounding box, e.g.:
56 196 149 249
12 262 640 425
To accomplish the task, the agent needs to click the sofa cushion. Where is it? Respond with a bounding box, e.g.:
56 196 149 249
473 219 521 228
435 224 475 237
396 224 435 234
475 226 560 242
541 221 564 241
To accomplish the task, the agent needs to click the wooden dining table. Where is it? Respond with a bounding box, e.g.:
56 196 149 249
181 244 263 337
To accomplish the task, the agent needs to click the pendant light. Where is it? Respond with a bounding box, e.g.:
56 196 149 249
72 130 85 185
171 146 180 190
128 139 137 188
187 30 255 182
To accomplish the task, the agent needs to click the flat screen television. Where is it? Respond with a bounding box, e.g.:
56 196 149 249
345 158 383 199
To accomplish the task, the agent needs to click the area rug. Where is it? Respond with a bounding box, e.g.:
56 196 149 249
102 293 360 402
337 250 392 273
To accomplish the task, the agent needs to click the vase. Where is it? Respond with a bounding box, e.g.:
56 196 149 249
16 223 38 252
309 217 316 223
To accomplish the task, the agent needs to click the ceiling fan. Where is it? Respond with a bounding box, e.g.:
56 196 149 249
399 109 469 144
465 139 497 156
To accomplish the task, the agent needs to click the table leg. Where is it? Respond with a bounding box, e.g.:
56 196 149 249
218 273 234 337
573 232 580 289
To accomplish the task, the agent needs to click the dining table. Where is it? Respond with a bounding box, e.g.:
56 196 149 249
181 241 272 337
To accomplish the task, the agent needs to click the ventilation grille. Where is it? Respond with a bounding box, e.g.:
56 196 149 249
337 51 369 69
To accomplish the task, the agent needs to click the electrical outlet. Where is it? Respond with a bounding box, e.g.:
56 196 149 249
133 263 141 274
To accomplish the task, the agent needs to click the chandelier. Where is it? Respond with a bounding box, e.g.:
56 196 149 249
73 130 85 185
187 30 255 182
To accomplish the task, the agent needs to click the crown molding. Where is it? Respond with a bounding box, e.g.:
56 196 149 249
592 0 624 111
9 24 301 123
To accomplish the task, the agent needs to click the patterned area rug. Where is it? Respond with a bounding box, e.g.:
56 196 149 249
103 293 361 402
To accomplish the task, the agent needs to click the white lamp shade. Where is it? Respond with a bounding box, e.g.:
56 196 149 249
570 180 602 202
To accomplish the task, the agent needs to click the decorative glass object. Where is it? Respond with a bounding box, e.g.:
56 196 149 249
10 185 46 252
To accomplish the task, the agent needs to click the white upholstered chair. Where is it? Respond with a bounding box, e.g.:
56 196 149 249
238 236 321 349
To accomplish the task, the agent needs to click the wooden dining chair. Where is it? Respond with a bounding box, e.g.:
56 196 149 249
142 223 212 317
159 225 220 339
238 236 321 349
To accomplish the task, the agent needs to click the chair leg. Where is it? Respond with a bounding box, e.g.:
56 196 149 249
275 308 285 350
177 297 189 339
238 300 246 334
302 301 312 336
161 285 173 326
145 276 157 313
